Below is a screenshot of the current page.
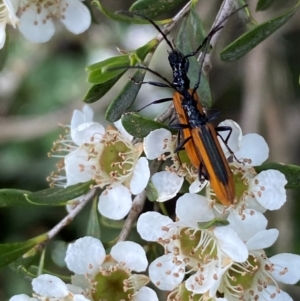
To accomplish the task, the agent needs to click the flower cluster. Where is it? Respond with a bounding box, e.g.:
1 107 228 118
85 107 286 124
14 105 299 301
0 0 91 47
49 105 150 220
10 237 158 301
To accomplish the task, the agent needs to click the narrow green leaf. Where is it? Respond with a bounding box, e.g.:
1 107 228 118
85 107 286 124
87 56 130 84
0 234 48 269
187 8 206 47
0 189 32 207
84 73 124 103
106 69 146 122
86 195 101 239
135 38 159 62
256 0 276 11
130 0 186 19
87 56 130 72
145 181 158 202
255 162 300 189
221 2 300 61
93 0 170 24
121 113 169 138
0 30 9 71
25 181 94 206
176 10 211 107
198 218 229 229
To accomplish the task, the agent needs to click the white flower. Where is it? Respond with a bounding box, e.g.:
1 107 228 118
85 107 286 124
143 128 203 200
17 0 91 43
218 229 300 301
10 237 157 301
137 194 248 292
49 105 150 220
9 295 38 301
65 236 158 301
0 0 19 48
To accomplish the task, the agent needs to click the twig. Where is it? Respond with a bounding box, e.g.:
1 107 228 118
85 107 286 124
47 188 98 240
198 0 240 73
155 103 174 123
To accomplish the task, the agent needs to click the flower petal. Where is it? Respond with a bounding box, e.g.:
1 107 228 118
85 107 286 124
9 295 37 301
137 212 173 242
270 253 300 284
114 119 133 141
185 261 219 294
98 184 132 220
19 5 55 43
135 287 158 301
252 170 287 210
260 285 292 301
151 171 183 202
144 129 173 159
60 0 91 34
235 133 269 166
32 274 68 298
111 241 148 272
149 254 185 291
71 105 94 129
189 178 207 194
130 157 150 195
246 229 278 251
176 193 213 227
218 120 242 156
214 226 248 262
65 148 94 186
71 122 105 145
65 236 105 274
227 209 268 241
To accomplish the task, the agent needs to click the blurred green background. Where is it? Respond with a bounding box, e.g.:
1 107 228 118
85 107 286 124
1 0 300 299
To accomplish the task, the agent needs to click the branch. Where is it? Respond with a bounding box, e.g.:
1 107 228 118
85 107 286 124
47 188 98 240
198 0 241 74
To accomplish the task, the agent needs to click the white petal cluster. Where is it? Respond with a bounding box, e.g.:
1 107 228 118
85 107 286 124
139 119 298 300
0 0 19 48
17 0 91 42
10 237 158 301
50 105 150 220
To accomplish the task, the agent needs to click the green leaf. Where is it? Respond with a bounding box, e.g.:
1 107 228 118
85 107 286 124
256 0 276 11
145 181 159 202
86 195 101 239
87 55 131 84
25 181 94 206
176 9 211 107
135 38 159 62
0 189 32 207
92 0 170 24
221 2 300 61
0 30 9 71
121 113 169 138
198 218 229 229
254 162 300 189
87 56 130 72
84 73 124 103
0 234 48 269
130 0 186 19
106 69 146 122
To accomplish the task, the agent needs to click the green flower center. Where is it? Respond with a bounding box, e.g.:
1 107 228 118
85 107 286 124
93 269 134 301
227 255 259 292
100 140 132 178
179 228 217 264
